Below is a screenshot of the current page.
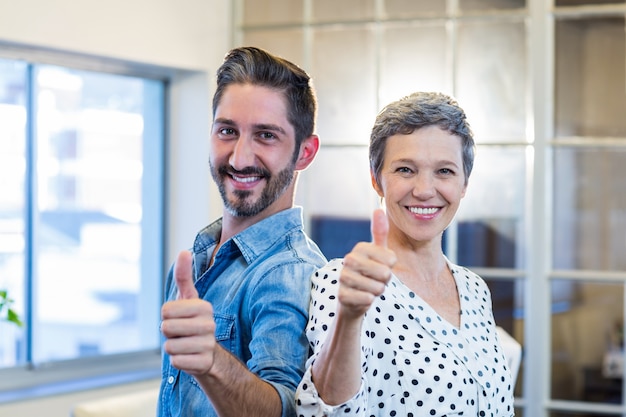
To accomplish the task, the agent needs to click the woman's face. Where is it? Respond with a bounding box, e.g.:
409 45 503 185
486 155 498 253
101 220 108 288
373 125 467 246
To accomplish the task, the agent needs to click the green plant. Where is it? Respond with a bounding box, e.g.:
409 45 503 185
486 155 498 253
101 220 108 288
0 289 23 327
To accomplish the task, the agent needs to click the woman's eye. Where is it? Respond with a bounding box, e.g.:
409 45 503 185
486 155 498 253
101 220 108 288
396 167 411 173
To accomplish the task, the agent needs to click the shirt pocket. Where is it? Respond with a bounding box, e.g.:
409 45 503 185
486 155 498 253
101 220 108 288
214 313 236 353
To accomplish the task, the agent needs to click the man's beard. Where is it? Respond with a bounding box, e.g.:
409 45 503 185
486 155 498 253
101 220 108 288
210 162 295 217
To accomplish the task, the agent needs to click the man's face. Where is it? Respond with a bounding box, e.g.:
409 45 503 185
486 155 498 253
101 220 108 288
209 83 298 218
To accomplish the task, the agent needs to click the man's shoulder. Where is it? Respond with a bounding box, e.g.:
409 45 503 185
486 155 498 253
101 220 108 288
236 209 327 265
255 230 327 268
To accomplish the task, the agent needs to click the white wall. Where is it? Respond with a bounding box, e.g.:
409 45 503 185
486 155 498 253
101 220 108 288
0 0 221 70
0 0 229 415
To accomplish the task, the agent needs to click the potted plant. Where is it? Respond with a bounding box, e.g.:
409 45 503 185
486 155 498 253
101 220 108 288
0 289 23 327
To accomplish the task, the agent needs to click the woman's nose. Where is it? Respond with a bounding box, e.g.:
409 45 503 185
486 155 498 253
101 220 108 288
412 173 436 199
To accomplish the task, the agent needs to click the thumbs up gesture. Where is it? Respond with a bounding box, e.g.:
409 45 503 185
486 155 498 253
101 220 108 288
161 250 217 375
338 209 397 320
173 250 199 300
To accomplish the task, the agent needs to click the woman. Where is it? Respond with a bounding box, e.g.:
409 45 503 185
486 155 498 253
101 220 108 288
296 92 515 417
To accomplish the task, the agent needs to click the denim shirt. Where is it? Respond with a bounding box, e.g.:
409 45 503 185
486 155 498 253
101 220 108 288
158 207 327 417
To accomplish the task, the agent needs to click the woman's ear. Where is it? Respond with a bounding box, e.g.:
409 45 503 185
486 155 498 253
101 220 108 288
371 170 384 198
294 135 320 170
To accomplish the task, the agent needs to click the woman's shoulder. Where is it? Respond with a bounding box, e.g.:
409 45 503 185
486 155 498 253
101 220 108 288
446 260 493 302
316 257 345 274
310 258 344 286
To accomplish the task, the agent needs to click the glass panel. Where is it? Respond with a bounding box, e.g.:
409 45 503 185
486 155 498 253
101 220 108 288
311 26 378 145
551 280 624 404
242 0 303 26
241 29 305 67
455 20 527 143
384 0 446 18
553 147 626 271
380 22 449 106
455 146 526 268
0 59 27 368
459 0 526 11
556 0 624 6
297 145 376 259
33 66 163 363
555 17 626 138
297 145 376 218
312 0 376 22
484 278 525 396
551 413 622 417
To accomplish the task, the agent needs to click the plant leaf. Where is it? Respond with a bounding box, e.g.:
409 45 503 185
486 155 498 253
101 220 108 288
8 309 24 327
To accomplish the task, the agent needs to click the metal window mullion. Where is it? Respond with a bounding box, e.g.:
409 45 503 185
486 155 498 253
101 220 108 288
24 63 36 365
523 0 556 416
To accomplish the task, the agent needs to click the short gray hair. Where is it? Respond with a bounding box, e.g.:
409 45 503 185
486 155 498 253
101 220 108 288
369 91 475 187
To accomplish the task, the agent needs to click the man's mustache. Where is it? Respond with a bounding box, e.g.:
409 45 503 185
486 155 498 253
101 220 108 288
218 165 270 178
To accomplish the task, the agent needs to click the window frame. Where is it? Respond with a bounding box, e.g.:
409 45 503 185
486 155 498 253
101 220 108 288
0 45 170 401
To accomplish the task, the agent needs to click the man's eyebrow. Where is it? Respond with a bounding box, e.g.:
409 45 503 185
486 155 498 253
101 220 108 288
213 117 235 125
254 123 287 135
213 119 287 134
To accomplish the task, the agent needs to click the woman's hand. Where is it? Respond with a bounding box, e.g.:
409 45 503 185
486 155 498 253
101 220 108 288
338 209 397 320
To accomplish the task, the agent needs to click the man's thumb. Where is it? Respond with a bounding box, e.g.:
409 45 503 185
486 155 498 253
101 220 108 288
371 208 389 248
174 250 198 300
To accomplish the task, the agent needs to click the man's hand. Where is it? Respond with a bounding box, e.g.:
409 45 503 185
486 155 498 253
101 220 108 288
161 250 217 375
337 209 397 319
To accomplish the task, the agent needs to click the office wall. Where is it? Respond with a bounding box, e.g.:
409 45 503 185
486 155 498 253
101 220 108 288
0 0 224 70
0 1 229 415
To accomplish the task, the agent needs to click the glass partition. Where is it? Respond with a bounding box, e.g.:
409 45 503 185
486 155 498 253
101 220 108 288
380 22 449 106
311 25 378 145
456 146 527 268
455 20 528 143
555 16 626 138
460 0 526 11
242 0 304 26
553 147 626 272
551 279 624 404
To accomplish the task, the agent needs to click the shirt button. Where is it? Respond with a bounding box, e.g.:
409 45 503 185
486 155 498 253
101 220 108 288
168 376 174 384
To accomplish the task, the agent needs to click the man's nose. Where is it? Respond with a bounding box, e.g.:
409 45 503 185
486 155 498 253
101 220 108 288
229 136 256 170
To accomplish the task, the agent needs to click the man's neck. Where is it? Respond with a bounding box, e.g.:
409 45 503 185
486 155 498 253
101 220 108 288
219 205 292 245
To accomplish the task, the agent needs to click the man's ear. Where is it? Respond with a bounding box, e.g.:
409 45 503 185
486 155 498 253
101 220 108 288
294 135 320 170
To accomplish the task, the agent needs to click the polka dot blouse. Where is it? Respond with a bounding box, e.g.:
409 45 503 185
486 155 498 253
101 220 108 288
296 257 515 417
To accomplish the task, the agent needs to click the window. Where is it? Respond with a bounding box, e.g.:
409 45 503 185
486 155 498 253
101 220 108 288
0 57 164 394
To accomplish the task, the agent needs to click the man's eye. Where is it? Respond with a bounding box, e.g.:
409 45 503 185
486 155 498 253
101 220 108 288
259 132 276 140
220 128 235 135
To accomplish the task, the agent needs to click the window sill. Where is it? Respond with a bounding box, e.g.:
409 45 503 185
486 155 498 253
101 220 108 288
0 350 161 404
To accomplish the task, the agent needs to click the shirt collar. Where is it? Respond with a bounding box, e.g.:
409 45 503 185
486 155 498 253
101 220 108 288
232 207 304 264
192 207 305 265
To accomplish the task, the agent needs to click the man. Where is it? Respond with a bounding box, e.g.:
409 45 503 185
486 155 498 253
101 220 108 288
158 46 327 417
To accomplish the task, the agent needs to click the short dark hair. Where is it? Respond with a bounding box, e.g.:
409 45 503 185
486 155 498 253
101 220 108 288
369 91 475 186
212 46 317 151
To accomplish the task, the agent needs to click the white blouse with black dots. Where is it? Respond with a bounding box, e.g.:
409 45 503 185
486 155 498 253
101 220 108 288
296 257 515 417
